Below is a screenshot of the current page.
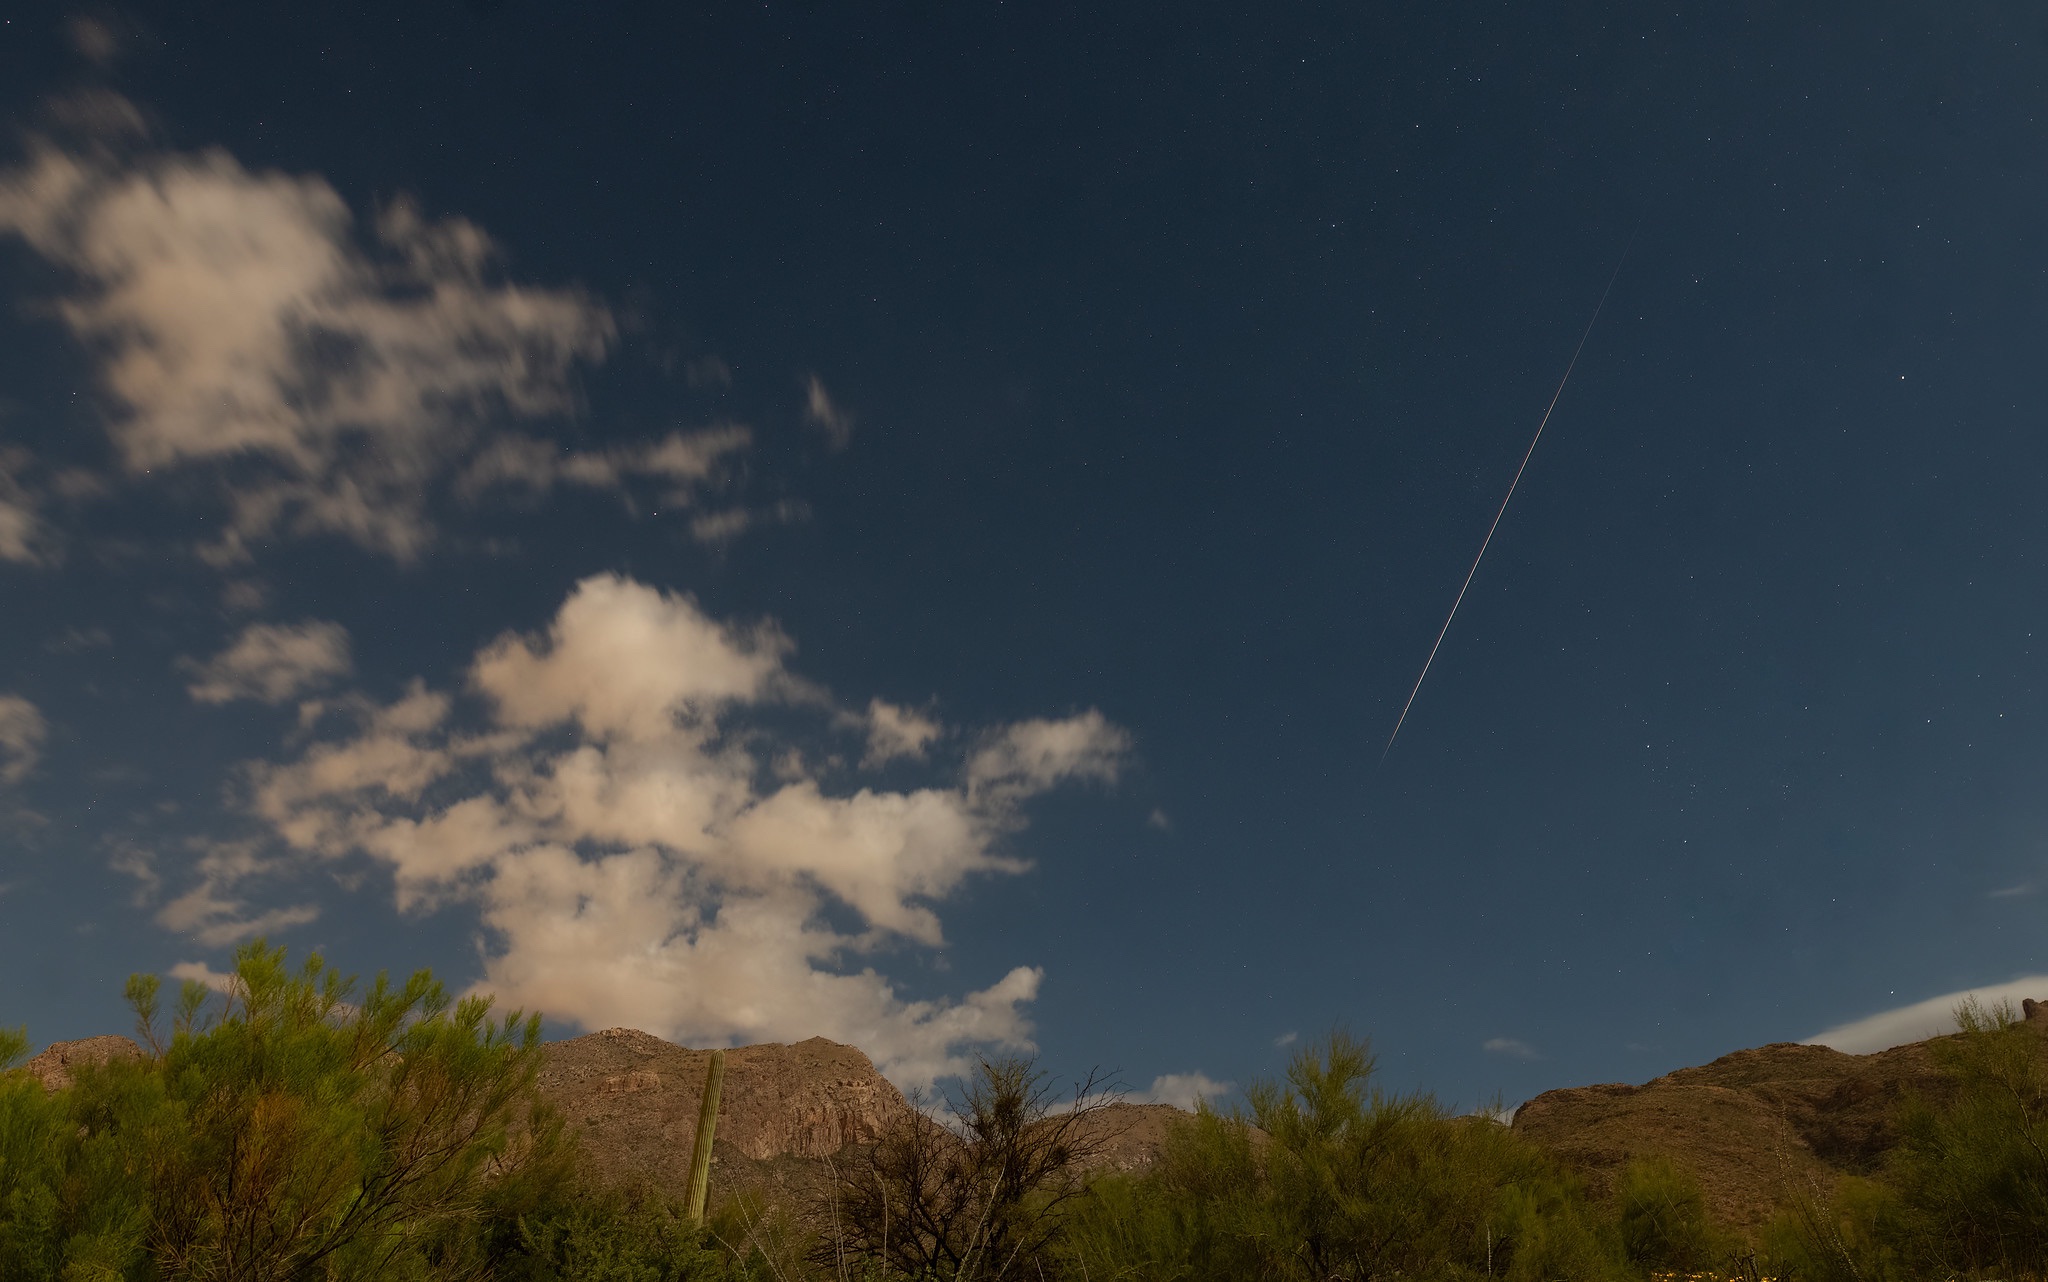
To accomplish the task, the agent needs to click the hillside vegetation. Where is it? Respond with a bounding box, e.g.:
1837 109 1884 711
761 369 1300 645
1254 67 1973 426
3 941 2045 1280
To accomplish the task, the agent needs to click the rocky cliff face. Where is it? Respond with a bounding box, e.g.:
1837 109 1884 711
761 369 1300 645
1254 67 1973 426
536 1028 914 1191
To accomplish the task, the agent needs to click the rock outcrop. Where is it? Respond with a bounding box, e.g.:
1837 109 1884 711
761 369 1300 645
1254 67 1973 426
20 1035 143 1092
536 1028 914 1192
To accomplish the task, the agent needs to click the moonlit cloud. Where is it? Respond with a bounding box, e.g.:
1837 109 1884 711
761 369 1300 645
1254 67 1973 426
65 16 121 67
1483 1036 1540 1060
0 695 48 785
183 621 352 704
0 126 617 560
155 840 321 947
456 427 751 504
863 698 943 767
1148 1071 1232 1109
0 448 48 564
173 573 1130 1088
1805 976 2048 1054
804 374 853 449
166 960 241 996
966 711 1131 807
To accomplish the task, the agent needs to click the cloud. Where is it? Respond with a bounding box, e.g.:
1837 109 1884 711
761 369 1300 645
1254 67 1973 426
0 131 616 560
44 626 113 653
108 840 160 904
0 695 48 785
966 711 1131 807
65 16 122 66
1146 808 1171 831
470 574 789 741
0 448 50 564
1147 1072 1232 1110
183 621 352 704
805 375 853 449
1274 1030 1299 1048
1989 883 2035 899
155 840 320 946
166 960 241 996
1805 976 2048 1054
457 427 750 503
1483 1037 1541 1061
211 573 1129 1088
863 699 942 767
687 499 808 546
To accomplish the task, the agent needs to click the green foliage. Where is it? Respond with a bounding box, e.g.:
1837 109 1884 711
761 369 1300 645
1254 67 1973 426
489 1187 747 1282
1061 1031 1633 1282
1883 997 2048 1276
1615 1156 1728 1274
1759 999 2048 1282
1 939 571 1281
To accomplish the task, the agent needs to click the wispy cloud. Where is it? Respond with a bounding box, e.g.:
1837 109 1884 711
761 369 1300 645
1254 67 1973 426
805 374 854 450
0 447 49 564
1483 1036 1541 1061
1806 976 2048 1053
182 621 352 704
861 698 943 768
0 695 48 785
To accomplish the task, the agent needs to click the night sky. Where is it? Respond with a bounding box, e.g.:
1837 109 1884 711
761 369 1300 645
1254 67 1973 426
3 2 2046 1111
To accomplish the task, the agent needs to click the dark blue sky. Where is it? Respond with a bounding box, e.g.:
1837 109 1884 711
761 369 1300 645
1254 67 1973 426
3 1 2046 1107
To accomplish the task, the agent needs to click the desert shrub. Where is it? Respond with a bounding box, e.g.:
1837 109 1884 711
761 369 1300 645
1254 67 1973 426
1762 1173 1910 1282
487 1186 750 1282
1762 998 2048 1282
1882 998 2048 1277
1061 1031 1632 1282
0 939 583 1281
1615 1156 1730 1274
819 1056 1119 1281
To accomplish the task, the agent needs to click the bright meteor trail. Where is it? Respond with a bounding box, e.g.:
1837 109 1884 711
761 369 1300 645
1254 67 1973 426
1381 234 1638 761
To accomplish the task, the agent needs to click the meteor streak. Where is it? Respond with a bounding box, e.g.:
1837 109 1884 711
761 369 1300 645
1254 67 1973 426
1381 233 1637 761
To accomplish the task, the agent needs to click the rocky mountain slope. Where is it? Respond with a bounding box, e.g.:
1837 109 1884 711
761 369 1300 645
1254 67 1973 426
1510 998 2048 1231
28 1001 2042 1232
536 1027 912 1195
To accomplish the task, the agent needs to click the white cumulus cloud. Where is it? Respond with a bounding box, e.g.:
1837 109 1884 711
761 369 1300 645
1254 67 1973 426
0 127 616 561
1147 1072 1232 1110
183 621 352 704
204 573 1128 1088
1805 976 2048 1054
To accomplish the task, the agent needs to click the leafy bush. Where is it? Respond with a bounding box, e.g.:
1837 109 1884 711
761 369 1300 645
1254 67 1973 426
1616 1156 1729 1274
1762 998 2048 1282
0 940 607 1280
1061 1031 1633 1282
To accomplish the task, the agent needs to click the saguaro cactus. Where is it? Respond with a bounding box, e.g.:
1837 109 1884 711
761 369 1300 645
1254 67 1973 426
685 1048 726 1226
